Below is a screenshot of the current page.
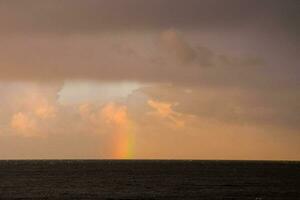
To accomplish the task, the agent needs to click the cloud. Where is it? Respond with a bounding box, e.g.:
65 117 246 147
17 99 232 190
130 90 300 160
0 32 271 89
10 112 37 137
140 85 300 131
0 0 298 38
10 107 56 138
78 102 131 134
0 82 62 137
160 30 196 64
101 103 129 126
147 99 185 128
0 82 299 159
0 1 298 90
34 103 56 119
0 0 299 159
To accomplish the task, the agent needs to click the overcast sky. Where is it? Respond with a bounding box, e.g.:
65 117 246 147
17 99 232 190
0 0 299 160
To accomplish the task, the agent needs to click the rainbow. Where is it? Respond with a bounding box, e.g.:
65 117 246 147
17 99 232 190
113 119 135 159
102 103 135 159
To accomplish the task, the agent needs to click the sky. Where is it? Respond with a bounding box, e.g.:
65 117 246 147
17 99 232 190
0 0 299 160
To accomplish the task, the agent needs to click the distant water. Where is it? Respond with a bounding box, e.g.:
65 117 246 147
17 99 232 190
0 160 299 200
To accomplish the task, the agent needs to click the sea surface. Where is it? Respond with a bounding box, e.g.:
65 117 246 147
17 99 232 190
0 160 299 200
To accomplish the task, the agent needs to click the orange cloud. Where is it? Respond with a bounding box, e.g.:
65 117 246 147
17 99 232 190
101 103 129 126
148 99 185 128
10 112 37 137
35 103 56 119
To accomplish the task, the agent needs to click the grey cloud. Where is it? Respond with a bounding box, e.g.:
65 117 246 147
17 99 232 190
0 31 294 90
0 0 298 38
0 0 298 90
160 30 197 64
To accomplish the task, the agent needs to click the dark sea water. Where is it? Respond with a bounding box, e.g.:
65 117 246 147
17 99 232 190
0 160 299 200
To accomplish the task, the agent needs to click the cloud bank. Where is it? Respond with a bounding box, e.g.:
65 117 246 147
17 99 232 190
0 82 299 160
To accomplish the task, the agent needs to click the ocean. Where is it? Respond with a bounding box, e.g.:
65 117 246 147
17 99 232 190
0 160 299 199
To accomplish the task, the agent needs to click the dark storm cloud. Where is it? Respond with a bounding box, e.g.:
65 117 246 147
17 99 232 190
0 0 298 88
0 30 267 86
0 0 299 37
